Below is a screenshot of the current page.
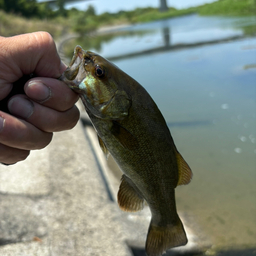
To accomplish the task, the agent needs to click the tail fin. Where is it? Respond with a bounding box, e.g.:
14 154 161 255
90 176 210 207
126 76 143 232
145 218 187 256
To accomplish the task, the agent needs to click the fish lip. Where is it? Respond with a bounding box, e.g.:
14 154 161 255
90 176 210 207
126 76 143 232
70 45 84 67
60 45 88 91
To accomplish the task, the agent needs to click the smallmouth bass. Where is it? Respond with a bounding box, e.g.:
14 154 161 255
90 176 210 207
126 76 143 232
60 46 193 256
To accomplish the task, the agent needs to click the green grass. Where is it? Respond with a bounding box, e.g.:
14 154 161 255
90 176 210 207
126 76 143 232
0 10 65 38
126 8 196 23
197 0 256 16
98 0 256 25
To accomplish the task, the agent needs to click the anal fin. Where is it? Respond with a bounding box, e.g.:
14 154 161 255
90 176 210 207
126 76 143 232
117 175 144 212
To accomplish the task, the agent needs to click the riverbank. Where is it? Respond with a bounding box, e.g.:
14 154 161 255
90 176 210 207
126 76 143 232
122 0 256 23
1 0 255 38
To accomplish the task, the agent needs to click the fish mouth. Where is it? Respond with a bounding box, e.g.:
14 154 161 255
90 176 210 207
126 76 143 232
60 45 87 92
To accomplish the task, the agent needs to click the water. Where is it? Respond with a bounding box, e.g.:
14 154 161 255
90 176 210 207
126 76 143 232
63 14 256 251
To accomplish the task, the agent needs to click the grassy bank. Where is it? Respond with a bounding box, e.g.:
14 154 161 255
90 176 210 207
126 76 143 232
0 0 255 38
0 10 65 38
198 0 256 16
101 0 256 24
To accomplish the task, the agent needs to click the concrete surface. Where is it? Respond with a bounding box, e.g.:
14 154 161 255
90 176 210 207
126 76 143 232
0 105 205 256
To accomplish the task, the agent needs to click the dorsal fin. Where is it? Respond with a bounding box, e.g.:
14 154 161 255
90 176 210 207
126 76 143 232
175 150 192 187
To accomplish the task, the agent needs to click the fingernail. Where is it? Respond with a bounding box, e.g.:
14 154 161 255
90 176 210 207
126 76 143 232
0 116 5 132
8 97 34 119
27 80 51 103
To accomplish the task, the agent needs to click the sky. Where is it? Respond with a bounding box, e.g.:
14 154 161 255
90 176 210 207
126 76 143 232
63 0 218 14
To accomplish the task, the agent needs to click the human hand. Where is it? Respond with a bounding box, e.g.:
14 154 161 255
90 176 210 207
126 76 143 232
0 32 80 165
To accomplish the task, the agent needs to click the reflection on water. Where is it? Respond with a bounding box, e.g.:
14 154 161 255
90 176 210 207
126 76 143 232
62 14 256 251
62 29 155 59
63 14 256 61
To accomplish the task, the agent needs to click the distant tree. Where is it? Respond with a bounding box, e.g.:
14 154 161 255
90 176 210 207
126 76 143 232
0 0 59 18
2 0 39 17
85 5 96 16
72 5 98 35
56 0 67 16
38 2 56 18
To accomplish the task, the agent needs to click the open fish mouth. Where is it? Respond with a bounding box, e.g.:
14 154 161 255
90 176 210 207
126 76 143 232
59 46 87 91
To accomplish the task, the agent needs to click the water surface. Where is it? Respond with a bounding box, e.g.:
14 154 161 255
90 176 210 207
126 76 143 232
63 14 256 250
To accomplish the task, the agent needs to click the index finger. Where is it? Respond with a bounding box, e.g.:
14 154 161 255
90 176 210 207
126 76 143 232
24 77 79 111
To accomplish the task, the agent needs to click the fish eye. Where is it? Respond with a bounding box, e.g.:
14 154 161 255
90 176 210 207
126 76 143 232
95 65 105 77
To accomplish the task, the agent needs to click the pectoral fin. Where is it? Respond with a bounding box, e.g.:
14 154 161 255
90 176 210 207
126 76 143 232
111 121 139 150
98 135 110 158
118 175 144 212
175 150 193 187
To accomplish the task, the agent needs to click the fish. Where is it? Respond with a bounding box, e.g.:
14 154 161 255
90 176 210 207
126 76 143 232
60 46 193 256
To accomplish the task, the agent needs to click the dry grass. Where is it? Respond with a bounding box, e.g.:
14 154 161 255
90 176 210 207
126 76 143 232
0 10 65 39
